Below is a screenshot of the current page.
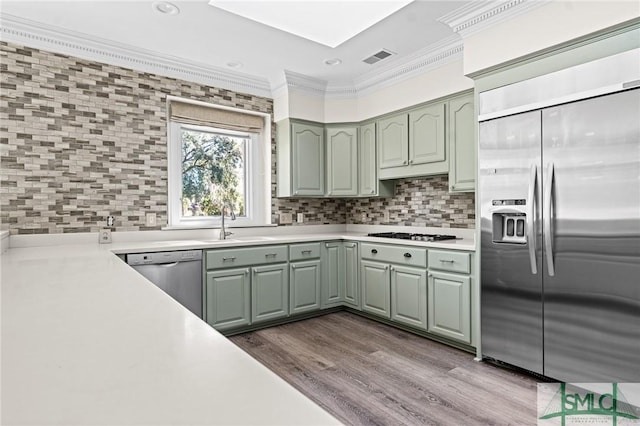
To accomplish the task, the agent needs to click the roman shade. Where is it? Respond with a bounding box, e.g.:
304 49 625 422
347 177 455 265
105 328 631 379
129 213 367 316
170 101 263 132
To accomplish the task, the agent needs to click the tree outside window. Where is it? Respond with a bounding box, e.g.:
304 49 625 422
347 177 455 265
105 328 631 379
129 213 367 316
180 127 246 218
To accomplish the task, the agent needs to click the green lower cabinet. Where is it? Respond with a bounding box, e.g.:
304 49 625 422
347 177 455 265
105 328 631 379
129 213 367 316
252 264 289 324
427 271 471 344
290 260 322 314
360 260 390 318
343 242 360 310
205 268 251 331
321 242 343 308
390 265 427 330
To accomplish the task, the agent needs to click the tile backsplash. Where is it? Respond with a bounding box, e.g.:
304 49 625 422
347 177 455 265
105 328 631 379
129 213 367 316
0 41 474 235
347 175 475 228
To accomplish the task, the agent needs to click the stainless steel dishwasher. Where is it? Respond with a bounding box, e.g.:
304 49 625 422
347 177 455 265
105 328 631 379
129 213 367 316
126 250 203 318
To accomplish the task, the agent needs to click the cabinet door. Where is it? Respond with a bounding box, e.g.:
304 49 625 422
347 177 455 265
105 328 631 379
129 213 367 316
358 123 377 196
360 260 390 318
326 127 358 196
343 242 360 310
409 103 446 166
322 242 343 308
290 260 322 314
377 114 408 169
448 94 476 192
391 265 427 330
205 268 250 331
252 264 289 324
292 122 325 196
428 271 471 344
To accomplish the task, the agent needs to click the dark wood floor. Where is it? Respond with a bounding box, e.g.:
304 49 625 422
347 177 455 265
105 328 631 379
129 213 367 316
230 312 540 426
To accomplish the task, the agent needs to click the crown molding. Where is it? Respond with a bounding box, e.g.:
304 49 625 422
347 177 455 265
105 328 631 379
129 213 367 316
438 0 552 38
0 13 272 98
274 36 464 100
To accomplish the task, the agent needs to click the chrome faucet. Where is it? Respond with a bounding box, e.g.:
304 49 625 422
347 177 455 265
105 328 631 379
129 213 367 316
219 203 236 240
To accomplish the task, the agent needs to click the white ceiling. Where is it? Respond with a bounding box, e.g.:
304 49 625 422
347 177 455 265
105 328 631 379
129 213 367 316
0 0 471 89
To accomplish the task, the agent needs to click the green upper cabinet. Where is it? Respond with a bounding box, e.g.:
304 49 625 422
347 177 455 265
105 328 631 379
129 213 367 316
326 126 358 196
409 103 446 167
359 123 394 198
292 122 325 196
448 93 476 192
276 119 325 197
377 114 408 169
377 101 448 180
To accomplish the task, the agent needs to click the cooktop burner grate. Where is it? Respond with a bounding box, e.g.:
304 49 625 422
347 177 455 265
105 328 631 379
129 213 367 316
367 232 457 242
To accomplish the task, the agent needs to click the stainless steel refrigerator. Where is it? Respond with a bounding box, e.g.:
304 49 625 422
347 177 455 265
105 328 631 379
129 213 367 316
478 48 640 382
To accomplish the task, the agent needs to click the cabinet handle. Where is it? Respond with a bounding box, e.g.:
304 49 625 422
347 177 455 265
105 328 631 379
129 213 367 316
408 160 413 164
439 259 455 263
428 273 433 277
402 160 408 165
390 266 394 271
404 253 412 258
371 249 378 254
265 253 277 257
301 250 312 254
245 270 249 276
384 266 388 270
347 244 356 248
222 256 236 261
291 264 296 270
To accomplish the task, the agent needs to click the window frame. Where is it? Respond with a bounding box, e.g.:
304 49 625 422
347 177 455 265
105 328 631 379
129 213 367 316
166 97 271 229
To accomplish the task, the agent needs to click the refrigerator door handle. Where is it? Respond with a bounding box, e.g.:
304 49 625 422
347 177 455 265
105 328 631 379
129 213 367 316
527 164 538 274
544 162 556 276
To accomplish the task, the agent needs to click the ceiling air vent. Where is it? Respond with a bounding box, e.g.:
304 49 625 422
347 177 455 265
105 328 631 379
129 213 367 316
363 49 395 65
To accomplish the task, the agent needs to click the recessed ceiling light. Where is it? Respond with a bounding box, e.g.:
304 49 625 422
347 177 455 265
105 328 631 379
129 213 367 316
324 58 342 66
153 1 180 15
226 61 243 69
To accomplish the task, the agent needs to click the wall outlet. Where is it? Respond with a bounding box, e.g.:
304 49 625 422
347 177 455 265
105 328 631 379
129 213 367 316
383 210 390 223
279 213 292 224
106 215 115 227
146 213 156 227
297 213 304 223
98 229 112 244
360 213 367 222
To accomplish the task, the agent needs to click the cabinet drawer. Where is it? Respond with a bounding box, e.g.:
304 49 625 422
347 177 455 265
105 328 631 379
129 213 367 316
289 242 321 261
428 250 470 274
360 243 427 268
206 245 288 269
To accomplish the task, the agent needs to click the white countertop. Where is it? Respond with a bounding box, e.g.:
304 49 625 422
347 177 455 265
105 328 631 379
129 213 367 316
1 226 475 425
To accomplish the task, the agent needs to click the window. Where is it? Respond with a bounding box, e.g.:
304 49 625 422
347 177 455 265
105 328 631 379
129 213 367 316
167 98 271 228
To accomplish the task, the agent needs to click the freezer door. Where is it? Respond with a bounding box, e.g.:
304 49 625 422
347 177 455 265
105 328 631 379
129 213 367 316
542 89 640 382
479 110 543 374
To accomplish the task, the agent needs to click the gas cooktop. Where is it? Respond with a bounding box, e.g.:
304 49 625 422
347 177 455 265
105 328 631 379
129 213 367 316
367 232 458 242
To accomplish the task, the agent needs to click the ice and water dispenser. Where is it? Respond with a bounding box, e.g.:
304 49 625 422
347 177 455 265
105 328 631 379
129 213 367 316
491 199 528 244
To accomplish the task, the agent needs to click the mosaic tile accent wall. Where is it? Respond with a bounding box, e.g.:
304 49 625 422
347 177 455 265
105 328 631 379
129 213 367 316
347 175 475 228
0 41 474 234
0 41 347 234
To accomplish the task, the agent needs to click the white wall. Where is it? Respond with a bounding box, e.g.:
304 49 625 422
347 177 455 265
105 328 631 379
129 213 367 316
275 59 473 123
355 60 472 120
463 0 640 75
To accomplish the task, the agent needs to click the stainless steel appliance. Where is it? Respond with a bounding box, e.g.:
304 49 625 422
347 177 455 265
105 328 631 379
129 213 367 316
127 250 203 318
479 48 640 382
367 232 457 241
